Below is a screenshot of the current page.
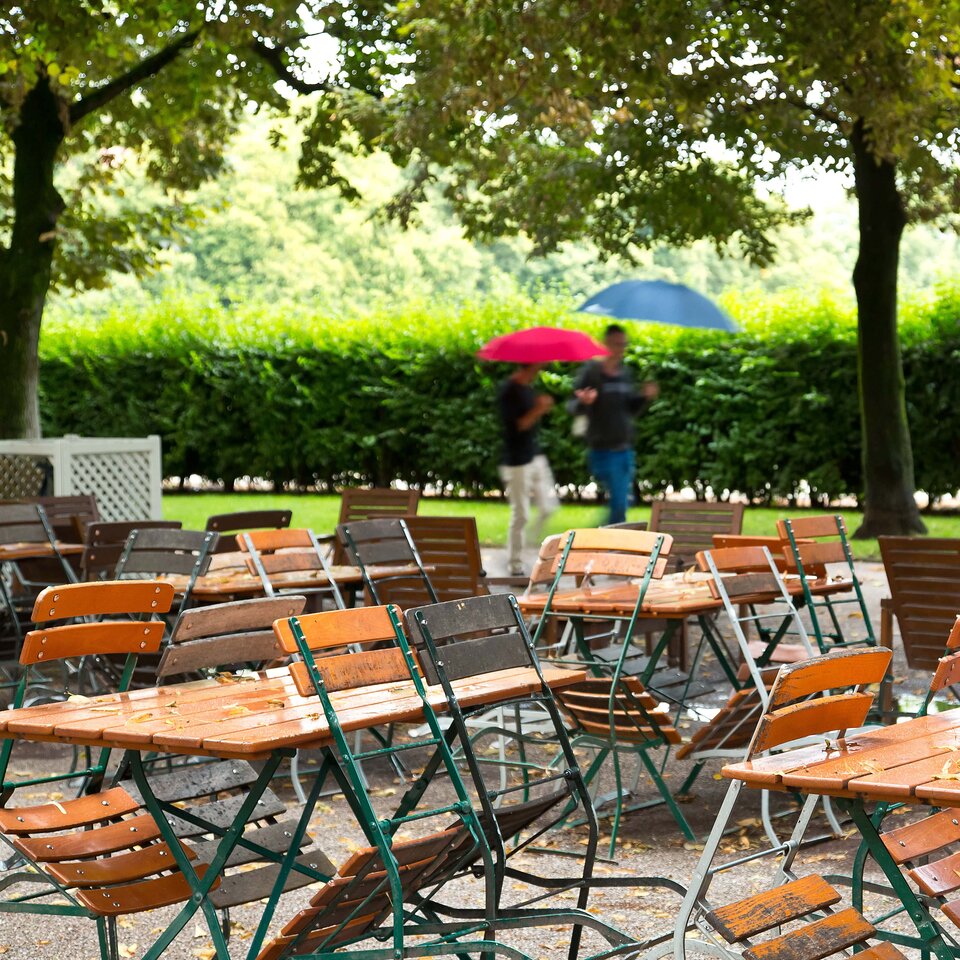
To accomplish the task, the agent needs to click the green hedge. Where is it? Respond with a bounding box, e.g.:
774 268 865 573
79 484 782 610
39 286 960 502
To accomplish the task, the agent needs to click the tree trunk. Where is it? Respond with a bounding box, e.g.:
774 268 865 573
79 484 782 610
850 118 925 538
0 79 67 439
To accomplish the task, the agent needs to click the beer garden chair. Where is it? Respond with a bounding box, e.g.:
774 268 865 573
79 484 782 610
659 647 901 960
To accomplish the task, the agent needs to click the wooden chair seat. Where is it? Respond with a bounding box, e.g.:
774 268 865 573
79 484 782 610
707 876 901 960
45 841 197 888
0 785 139 835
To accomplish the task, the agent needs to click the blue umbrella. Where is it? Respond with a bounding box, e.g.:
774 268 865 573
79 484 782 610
578 279 737 331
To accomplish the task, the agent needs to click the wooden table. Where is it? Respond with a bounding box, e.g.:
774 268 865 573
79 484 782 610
723 712 960 960
519 572 852 696
0 662 584 959
0 541 84 562
163 562 426 604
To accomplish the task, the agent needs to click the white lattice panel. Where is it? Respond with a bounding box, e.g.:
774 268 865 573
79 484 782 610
0 437 162 521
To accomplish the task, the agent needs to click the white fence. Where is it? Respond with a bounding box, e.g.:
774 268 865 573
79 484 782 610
0 436 163 521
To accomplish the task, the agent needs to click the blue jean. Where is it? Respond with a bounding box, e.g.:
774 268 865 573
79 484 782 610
588 448 635 525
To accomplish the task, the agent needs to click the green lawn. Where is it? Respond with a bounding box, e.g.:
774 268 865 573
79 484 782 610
161 493 960 560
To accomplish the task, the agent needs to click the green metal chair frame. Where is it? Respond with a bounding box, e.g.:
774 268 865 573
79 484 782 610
777 514 877 652
404 592 686 956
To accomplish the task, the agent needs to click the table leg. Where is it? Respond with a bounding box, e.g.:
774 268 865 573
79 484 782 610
836 797 953 960
130 750 286 960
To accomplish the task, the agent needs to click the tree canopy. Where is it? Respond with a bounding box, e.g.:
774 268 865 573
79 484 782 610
308 0 960 534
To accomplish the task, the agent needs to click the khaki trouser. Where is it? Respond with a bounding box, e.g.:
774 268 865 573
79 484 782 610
499 454 559 573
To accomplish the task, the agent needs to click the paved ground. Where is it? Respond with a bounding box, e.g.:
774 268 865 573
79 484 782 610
0 555 937 959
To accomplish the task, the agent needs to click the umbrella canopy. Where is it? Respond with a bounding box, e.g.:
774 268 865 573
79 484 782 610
477 326 609 364
579 279 737 332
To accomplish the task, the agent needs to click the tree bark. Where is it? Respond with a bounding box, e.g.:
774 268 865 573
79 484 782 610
0 79 67 439
850 118 925 537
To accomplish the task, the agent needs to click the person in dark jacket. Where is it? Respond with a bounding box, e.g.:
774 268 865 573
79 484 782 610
569 324 658 524
498 364 559 575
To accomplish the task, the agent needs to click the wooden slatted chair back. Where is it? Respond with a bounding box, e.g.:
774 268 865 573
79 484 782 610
747 648 892 756
338 517 438 606
81 519 183 580
20 580 173 665
158 594 307 678
239 528 344 609
116 527 217 578
711 534 794 572
27 494 100 542
0 502 57 546
275 605 410 697
526 534 564 590
404 592 533 686
880 536 960 670
550 527 673 581
397 515 486 603
777 514 849 571
650 500 744 571
204 509 293 553
696 546 783 598
337 487 420 525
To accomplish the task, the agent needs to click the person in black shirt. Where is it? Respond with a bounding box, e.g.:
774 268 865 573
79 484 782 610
569 324 659 524
498 364 559 575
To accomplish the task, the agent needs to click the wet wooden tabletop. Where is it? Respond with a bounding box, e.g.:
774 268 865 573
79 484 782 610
722 710 960 807
0 664 585 762
518 572 853 619
0 541 84 561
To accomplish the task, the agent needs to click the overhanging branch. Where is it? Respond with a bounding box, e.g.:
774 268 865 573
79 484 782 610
248 37 332 94
70 28 202 124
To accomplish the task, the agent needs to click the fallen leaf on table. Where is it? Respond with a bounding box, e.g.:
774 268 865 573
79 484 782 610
128 712 155 724
215 673 238 684
90 706 122 714
163 719 186 730
266 698 285 708
861 760 885 775
226 704 251 717
932 760 960 781
67 694 90 703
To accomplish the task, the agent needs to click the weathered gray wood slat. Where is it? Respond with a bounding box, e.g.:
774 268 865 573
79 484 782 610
173 596 307 642
340 518 406 541
407 593 517 641
157 632 286 676
121 551 207 576
0 504 46 524
124 760 263 804
0 522 49 543
166 791 286 837
420 630 530 685
189 820 319 868
352 540 414 565
209 851 335 908
131 529 216 552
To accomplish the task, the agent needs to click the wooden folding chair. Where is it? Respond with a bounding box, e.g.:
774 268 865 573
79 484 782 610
259 602 640 960
205 508 292 553
650 499 745 572
28 493 101 542
664 647 899 960
879 536 960 671
401 515 488 601
114 527 217 615
0 503 77 652
0 580 184 960
778 513 876 652
337 517 438 607
240 528 346 611
81 519 183 581
332 487 420 563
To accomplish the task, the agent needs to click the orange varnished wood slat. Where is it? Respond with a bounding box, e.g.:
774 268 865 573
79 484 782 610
289 647 410 696
707 875 842 943
74 863 217 916
882 809 960 864
768 649 891 710
777 515 843 540
0 786 139 835
13 813 162 861
741 906 873 960
273 605 399 654
21 620 165 665
31 580 174 621
46 841 197 889
751 694 873 754
909 850 960 897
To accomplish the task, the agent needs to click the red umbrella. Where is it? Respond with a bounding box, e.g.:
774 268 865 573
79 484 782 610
477 326 609 363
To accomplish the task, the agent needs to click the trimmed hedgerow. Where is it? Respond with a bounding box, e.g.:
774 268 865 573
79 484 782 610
39 285 960 502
